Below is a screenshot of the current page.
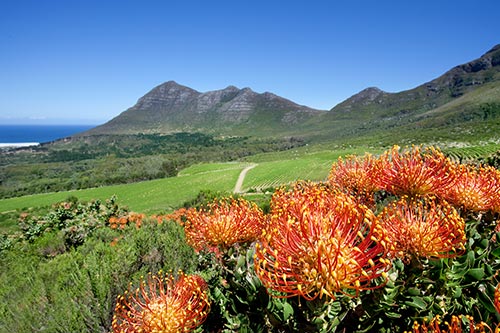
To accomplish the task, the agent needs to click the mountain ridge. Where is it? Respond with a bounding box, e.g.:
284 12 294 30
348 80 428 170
83 44 500 143
86 81 325 136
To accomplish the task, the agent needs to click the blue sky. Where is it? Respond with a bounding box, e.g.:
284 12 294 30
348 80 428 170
1 0 499 125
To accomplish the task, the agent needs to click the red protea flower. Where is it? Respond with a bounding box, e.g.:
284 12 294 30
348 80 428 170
112 272 210 333
490 167 500 214
328 153 380 207
377 145 456 197
378 196 466 259
182 197 265 253
495 282 500 315
407 315 492 333
442 164 499 213
109 216 119 229
108 213 145 230
164 208 190 225
254 182 390 301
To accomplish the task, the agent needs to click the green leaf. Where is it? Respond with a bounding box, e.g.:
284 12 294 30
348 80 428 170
490 247 500 258
407 287 421 296
283 302 294 321
466 250 475 267
236 253 246 269
480 238 489 248
386 311 402 319
467 267 485 280
405 296 428 310
478 291 496 313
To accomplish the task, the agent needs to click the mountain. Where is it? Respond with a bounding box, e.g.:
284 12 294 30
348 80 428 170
304 44 500 142
85 81 325 136
84 44 500 144
331 44 500 117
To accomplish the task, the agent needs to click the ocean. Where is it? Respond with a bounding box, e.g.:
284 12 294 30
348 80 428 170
0 124 96 145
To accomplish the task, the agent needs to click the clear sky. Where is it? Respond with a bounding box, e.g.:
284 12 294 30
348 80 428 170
1 0 499 125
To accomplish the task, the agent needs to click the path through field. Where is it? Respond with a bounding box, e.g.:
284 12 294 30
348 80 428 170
233 164 257 193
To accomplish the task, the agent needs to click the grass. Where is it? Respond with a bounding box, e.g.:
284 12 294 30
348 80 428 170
242 147 381 191
0 147 373 218
5 141 498 228
0 163 246 215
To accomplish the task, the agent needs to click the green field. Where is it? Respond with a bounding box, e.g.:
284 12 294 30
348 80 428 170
242 149 377 191
0 148 370 216
2 142 498 219
0 163 246 215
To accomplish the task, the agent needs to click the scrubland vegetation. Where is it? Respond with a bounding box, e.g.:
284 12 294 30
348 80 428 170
2 144 500 332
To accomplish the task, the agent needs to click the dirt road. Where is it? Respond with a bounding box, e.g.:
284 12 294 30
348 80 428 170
233 164 257 193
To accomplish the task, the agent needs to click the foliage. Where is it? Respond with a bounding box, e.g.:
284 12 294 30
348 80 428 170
484 150 500 169
16 195 123 247
0 199 197 332
2 145 500 332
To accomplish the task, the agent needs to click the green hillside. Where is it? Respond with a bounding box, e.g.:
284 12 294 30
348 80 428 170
80 45 500 145
3 142 498 226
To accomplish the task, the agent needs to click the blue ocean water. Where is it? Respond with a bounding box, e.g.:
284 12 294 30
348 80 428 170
0 124 96 143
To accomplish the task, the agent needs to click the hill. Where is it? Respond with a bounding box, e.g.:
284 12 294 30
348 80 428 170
307 44 500 143
83 44 500 144
85 82 325 136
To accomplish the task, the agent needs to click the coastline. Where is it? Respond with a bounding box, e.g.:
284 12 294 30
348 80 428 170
0 142 40 148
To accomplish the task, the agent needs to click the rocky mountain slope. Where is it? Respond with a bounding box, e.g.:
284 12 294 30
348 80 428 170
83 44 500 143
304 44 500 142
85 82 325 136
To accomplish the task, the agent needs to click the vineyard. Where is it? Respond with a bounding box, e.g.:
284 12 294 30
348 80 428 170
443 142 500 163
0 163 245 219
0 147 375 218
242 148 380 192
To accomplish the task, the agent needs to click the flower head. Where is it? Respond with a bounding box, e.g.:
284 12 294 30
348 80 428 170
377 145 456 198
378 196 466 259
407 315 492 333
254 182 390 301
441 164 500 213
182 197 265 253
112 272 210 333
495 282 500 315
328 153 380 207
489 167 500 214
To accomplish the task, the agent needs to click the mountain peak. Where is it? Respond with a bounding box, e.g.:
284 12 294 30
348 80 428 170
360 87 385 95
240 87 254 93
484 44 500 55
83 44 500 142
132 81 200 111
223 85 240 91
333 86 386 111
154 80 199 92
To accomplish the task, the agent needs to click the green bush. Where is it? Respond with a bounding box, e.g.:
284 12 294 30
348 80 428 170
0 214 197 332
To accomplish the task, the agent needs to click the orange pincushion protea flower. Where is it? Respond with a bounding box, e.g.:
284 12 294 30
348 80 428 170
495 282 500 315
182 197 265 253
254 182 390 301
489 167 500 214
108 213 145 230
377 145 456 198
406 315 493 333
378 196 466 259
441 164 499 213
112 272 210 333
328 153 380 207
